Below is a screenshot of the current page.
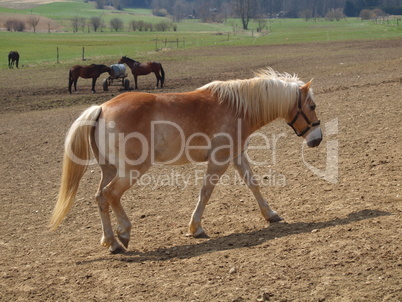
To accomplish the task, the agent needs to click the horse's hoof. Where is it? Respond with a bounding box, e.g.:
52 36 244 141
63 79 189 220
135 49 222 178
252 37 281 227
108 240 126 254
186 228 210 238
118 234 130 248
194 231 210 238
269 215 283 223
110 245 126 254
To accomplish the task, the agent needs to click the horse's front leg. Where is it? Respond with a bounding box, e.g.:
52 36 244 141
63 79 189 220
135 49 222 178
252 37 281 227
233 152 283 223
188 161 230 238
134 75 138 90
92 78 97 93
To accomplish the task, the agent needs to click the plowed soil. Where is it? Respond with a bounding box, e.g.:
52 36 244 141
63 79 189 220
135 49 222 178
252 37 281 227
0 39 401 301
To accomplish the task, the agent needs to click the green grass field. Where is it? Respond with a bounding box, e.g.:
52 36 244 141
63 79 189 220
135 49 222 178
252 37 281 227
1 1 401 69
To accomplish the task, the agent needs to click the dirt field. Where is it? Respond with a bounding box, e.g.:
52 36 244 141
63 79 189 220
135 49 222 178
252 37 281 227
0 39 401 301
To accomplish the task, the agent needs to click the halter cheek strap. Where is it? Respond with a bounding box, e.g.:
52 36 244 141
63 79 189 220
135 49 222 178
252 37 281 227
287 91 320 137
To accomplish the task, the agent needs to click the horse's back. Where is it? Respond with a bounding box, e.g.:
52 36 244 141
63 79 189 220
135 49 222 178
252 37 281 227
101 90 231 135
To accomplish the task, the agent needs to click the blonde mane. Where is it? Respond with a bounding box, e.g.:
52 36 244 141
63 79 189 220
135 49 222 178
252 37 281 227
198 68 305 124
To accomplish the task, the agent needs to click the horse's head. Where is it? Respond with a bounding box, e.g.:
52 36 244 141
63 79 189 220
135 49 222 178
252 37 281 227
118 56 127 64
286 80 322 147
108 66 115 77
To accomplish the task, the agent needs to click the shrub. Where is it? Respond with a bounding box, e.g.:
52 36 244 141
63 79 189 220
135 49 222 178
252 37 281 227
325 8 345 21
359 9 373 20
5 19 25 32
153 9 168 17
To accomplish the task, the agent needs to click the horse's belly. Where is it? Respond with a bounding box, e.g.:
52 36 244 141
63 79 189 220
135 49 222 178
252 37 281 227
152 139 209 165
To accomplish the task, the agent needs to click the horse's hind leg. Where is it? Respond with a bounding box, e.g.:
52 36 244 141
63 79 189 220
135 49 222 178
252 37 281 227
95 164 123 253
154 72 160 89
233 152 283 223
101 175 133 252
100 164 150 252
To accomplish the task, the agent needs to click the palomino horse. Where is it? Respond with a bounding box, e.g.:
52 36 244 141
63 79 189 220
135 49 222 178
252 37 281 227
50 68 322 253
68 64 113 94
118 56 165 90
8 51 19 68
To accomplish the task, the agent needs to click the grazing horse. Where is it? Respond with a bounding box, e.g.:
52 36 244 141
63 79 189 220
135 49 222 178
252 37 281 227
50 68 322 253
68 64 113 94
8 51 19 68
118 56 165 90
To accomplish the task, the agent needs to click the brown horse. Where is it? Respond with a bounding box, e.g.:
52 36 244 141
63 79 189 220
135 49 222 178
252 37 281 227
118 56 165 90
50 68 322 253
68 64 113 94
8 51 19 69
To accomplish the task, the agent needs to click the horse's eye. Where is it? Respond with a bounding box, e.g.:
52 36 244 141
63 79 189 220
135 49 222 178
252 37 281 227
310 104 316 110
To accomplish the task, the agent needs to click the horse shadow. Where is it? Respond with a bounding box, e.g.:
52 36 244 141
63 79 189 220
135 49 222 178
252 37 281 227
78 209 391 264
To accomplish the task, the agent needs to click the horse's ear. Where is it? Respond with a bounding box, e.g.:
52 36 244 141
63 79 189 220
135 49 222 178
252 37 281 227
301 79 313 92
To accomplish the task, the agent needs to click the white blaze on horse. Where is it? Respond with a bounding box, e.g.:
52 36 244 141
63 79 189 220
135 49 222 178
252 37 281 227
50 68 322 253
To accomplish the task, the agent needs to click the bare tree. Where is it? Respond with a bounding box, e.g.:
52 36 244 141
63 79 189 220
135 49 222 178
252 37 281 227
326 8 345 21
46 19 54 33
254 17 267 32
300 9 313 21
90 16 103 32
71 16 79 33
28 14 40 33
235 0 255 30
78 17 87 32
110 17 124 31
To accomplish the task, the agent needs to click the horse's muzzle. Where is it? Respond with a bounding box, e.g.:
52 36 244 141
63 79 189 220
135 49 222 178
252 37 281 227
306 127 322 147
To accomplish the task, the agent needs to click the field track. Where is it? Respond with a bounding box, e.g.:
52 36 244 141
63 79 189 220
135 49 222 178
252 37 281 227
0 39 401 301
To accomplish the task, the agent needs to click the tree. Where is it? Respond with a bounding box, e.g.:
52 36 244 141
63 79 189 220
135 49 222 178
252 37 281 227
71 16 79 33
95 0 105 9
300 9 313 21
46 19 54 33
325 8 345 21
78 17 87 32
28 14 40 33
254 17 267 32
359 9 373 19
90 16 103 32
110 17 124 31
344 0 357 17
235 0 255 30
5 19 25 32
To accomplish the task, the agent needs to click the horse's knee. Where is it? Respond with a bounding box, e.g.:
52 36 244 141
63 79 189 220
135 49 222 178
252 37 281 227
95 191 109 212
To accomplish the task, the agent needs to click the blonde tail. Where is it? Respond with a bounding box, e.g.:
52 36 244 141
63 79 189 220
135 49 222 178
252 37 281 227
49 105 102 230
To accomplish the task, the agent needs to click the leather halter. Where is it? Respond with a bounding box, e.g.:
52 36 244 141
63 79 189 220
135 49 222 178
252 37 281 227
287 91 320 137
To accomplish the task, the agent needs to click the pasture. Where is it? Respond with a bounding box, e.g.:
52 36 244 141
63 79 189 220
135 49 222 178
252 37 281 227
0 15 401 299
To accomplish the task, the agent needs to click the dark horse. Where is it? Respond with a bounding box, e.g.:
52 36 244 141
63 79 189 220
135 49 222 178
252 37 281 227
8 51 19 69
68 64 113 94
118 56 165 90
